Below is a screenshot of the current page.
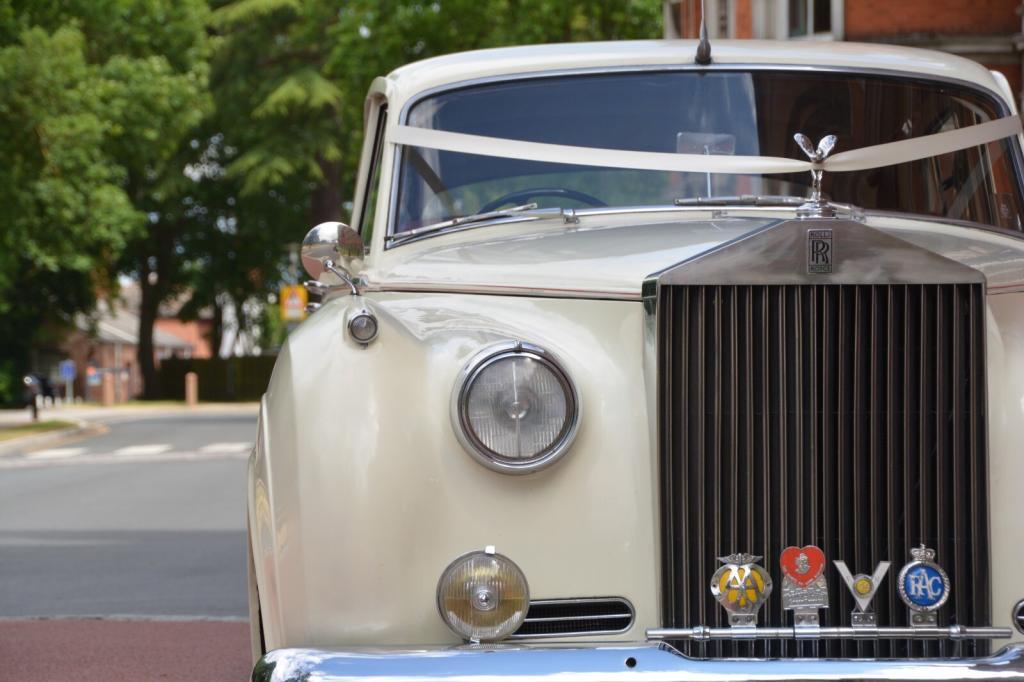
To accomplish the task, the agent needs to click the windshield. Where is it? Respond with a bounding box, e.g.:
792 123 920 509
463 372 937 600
394 70 1024 236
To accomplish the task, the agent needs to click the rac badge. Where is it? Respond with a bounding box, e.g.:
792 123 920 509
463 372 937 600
834 559 890 626
897 544 951 627
710 553 773 627
780 545 828 626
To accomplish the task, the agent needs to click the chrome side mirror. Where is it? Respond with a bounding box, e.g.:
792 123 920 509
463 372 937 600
301 222 364 295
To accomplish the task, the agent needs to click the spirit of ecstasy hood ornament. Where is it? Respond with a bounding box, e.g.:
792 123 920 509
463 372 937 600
794 133 838 217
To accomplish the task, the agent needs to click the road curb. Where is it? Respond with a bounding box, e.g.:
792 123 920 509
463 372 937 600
0 404 259 460
0 403 258 457
0 421 92 457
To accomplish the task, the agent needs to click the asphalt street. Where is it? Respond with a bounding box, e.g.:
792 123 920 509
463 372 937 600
0 409 256 680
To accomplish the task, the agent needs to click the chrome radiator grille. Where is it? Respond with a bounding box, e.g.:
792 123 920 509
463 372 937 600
657 283 990 659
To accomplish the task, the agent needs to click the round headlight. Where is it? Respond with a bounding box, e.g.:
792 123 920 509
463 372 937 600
452 342 579 474
437 550 529 642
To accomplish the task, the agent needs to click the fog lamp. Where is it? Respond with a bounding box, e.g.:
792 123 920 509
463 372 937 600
436 549 529 642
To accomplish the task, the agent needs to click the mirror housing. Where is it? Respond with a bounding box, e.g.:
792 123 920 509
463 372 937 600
301 222 363 294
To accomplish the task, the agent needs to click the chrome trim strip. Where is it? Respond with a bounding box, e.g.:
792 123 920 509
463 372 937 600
647 625 1012 641
385 63 1022 248
253 643 1024 682
989 283 1024 295
362 282 643 301
522 615 631 623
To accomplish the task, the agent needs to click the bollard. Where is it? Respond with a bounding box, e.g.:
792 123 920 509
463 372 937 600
22 375 40 421
185 371 198 407
101 372 115 407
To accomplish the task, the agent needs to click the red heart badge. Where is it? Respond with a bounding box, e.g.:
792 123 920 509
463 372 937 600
780 545 826 587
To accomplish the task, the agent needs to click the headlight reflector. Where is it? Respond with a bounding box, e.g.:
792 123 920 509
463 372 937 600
452 342 579 473
436 550 529 642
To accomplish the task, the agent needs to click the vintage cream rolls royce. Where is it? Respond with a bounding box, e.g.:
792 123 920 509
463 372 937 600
248 39 1024 681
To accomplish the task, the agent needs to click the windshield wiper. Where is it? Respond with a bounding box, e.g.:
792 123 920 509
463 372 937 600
674 194 808 207
388 203 545 244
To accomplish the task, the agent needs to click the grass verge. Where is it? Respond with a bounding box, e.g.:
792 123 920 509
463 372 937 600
0 420 78 442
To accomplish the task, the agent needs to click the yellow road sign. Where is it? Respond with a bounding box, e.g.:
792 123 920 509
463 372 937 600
280 285 308 322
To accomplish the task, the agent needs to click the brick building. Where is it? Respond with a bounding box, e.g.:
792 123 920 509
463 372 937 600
664 0 1024 99
58 301 198 402
32 284 214 403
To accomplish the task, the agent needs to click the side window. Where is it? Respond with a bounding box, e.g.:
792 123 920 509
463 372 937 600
358 105 388 241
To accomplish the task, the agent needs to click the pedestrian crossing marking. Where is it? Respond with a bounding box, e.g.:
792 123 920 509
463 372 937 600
114 444 172 456
199 442 251 454
28 447 86 459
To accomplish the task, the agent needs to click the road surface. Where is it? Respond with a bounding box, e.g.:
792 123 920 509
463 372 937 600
0 409 256 680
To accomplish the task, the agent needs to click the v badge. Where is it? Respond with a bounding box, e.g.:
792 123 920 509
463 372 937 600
833 560 890 626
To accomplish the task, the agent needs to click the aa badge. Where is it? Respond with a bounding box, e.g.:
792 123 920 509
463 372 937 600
710 553 773 627
897 544 950 626
780 545 828 626
834 560 890 626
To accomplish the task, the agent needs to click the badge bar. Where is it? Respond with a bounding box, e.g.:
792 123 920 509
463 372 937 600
646 625 1011 642
667 543 1003 642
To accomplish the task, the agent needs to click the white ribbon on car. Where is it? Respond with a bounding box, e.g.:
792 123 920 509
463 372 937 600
390 114 1023 176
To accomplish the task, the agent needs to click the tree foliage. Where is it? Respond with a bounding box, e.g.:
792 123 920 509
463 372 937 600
209 0 662 221
0 0 209 402
0 0 662 402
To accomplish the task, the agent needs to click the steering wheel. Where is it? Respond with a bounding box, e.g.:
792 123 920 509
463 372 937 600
478 187 607 214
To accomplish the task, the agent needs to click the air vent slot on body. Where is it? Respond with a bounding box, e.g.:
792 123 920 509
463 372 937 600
510 598 634 638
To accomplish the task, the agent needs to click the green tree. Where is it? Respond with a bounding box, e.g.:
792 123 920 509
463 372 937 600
172 161 305 358
0 0 661 402
210 0 662 226
328 0 662 193
0 1 212 400
209 0 347 225
194 0 660 387
0 24 144 402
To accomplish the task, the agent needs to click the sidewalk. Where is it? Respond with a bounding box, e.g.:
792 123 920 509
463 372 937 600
0 402 259 455
0 618 250 682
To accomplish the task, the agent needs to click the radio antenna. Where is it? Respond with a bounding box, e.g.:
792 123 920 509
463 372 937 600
695 0 712 65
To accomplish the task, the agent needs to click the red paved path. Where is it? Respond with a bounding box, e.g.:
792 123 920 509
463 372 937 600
0 618 251 681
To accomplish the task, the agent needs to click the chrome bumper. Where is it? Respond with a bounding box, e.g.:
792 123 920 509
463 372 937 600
252 642 1024 682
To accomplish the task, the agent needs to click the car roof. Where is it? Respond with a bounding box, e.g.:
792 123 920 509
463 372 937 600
384 39 1007 110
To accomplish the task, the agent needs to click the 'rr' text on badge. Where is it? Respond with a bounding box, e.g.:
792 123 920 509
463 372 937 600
807 229 833 274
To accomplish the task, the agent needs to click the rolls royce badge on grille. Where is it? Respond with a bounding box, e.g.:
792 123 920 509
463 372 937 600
834 559 891 626
897 544 951 626
710 553 773 627
780 545 828 626
807 229 834 274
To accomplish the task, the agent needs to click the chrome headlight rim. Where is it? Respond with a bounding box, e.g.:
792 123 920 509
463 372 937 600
451 341 580 475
